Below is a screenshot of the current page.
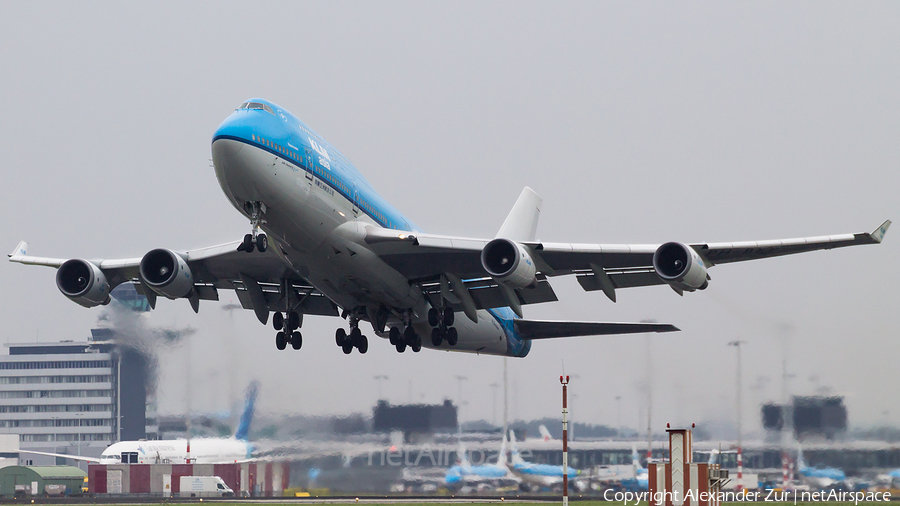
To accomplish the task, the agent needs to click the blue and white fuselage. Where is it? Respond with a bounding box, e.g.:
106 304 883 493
212 98 530 357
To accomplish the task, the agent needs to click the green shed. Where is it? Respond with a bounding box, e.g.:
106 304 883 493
0 466 86 497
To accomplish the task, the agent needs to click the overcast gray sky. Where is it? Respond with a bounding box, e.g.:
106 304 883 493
1 2 897 435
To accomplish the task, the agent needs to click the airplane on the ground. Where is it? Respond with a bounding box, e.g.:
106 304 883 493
23 382 259 465
445 436 515 489
9 98 890 357
538 425 554 442
619 444 649 491
796 446 846 490
508 430 580 491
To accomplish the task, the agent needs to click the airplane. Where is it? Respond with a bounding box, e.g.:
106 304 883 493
538 425 554 442
8 97 891 358
619 444 649 491
508 430 580 491
796 445 846 490
22 382 259 465
445 435 515 489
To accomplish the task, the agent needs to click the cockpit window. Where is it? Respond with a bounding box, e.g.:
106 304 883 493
238 102 275 115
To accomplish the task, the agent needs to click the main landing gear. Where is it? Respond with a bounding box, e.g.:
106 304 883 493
335 318 368 354
273 310 302 350
388 324 422 353
237 201 268 253
428 307 458 347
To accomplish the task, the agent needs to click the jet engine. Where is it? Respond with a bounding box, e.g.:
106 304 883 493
652 242 709 291
481 238 537 289
56 259 110 307
140 248 194 299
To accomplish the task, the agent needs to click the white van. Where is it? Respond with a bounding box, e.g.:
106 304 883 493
178 476 234 497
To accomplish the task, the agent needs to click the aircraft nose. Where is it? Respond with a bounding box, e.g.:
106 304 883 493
212 112 247 157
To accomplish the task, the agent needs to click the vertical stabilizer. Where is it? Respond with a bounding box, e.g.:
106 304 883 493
509 430 526 466
632 443 644 472
495 434 508 469
234 381 259 441
539 424 552 442
496 187 542 241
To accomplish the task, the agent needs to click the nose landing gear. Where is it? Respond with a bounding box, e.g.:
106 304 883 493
237 201 268 253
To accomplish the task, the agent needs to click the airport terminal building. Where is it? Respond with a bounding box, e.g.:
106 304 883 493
0 334 156 467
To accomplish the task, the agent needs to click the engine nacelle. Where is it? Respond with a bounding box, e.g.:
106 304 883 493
653 242 710 292
140 248 194 299
56 259 111 308
481 238 537 289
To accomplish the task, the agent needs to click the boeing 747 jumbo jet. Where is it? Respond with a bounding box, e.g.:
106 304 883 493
9 99 891 358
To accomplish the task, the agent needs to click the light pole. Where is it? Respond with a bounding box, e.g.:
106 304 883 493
571 393 579 441
560 375 570 506
454 375 467 432
615 396 622 438
373 375 389 401
569 374 580 441
489 383 500 425
728 339 746 491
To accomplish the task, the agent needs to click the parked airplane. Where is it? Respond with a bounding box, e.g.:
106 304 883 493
620 444 649 491
445 436 515 489
797 446 846 490
9 98 890 357
24 382 259 465
508 430 579 491
538 425 554 442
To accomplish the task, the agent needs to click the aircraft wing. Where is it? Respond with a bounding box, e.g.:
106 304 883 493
365 220 890 309
8 240 338 322
18 449 100 463
514 319 679 339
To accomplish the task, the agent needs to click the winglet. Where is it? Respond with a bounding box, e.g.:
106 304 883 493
8 241 28 259
870 220 891 243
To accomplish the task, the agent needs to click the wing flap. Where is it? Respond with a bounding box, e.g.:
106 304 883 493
420 274 557 312
233 279 338 317
514 319 679 339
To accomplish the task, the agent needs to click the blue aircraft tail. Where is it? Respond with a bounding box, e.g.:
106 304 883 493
234 381 259 441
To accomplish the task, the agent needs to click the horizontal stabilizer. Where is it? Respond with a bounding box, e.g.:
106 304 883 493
514 319 679 339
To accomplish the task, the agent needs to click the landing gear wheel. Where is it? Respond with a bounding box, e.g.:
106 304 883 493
256 234 268 253
446 327 458 346
389 327 401 345
403 325 416 345
241 234 254 253
396 342 407 353
287 311 301 330
442 307 454 327
357 335 368 354
275 331 287 350
342 343 353 354
335 328 347 347
273 312 284 331
431 327 443 346
411 337 422 353
291 331 302 350
428 308 439 327
350 327 362 346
